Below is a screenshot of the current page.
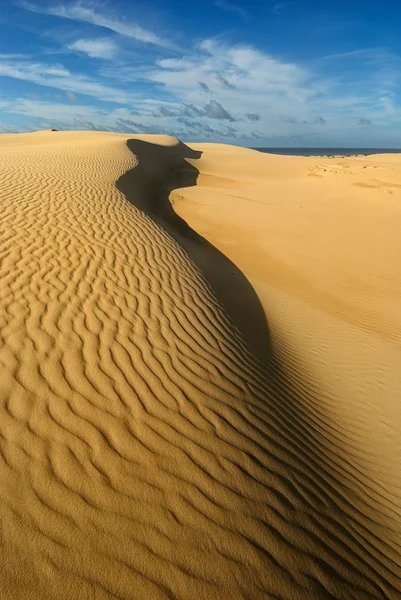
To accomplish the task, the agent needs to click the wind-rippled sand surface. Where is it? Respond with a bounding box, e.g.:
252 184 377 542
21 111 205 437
0 130 400 599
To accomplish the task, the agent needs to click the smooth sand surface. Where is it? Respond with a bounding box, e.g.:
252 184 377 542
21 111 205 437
0 131 400 599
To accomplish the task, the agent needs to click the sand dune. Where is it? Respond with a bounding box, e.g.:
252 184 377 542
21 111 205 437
0 131 400 599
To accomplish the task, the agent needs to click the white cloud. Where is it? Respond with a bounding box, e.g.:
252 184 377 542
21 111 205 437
4 5 401 145
0 126 20 133
320 49 378 61
0 53 29 59
67 38 118 59
214 0 248 20
156 58 195 70
0 98 176 123
139 39 401 141
0 98 98 119
0 98 238 140
1 91 399 145
19 1 173 49
0 56 128 103
147 39 313 120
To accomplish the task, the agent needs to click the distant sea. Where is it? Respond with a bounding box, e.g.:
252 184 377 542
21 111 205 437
252 147 401 157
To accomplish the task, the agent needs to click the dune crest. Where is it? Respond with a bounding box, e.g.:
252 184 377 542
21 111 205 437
0 131 400 599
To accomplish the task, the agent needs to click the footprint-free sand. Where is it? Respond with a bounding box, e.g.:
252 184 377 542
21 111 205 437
0 130 400 599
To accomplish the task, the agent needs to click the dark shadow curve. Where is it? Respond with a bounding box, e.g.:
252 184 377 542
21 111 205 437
117 138 272 364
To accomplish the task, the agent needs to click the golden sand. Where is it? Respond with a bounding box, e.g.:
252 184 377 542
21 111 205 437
0 131 400 599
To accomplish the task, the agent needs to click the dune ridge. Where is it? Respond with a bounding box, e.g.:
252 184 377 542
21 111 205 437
0 130 400 599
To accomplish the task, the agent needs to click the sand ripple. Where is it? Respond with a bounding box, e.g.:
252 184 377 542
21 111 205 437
0 131 400 599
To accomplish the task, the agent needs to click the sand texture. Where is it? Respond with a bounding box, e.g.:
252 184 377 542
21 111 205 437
0 131 400 599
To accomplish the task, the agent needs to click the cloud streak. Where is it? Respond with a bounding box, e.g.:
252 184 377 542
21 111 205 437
0 56 128 102
198 81 213 94
215 0 248 20
4 5 401 144
18 1 173 49
67 38 118 59
216 72 237 89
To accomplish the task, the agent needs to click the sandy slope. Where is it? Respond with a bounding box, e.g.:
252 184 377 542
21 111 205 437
172 145 401 487
0 131 400 599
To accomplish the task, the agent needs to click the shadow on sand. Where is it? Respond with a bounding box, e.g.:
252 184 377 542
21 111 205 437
117 138 272 364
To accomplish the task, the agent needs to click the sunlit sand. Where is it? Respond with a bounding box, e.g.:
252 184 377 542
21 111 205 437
0 130 400 599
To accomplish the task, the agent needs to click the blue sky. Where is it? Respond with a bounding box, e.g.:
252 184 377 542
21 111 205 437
1 0 401 146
